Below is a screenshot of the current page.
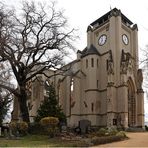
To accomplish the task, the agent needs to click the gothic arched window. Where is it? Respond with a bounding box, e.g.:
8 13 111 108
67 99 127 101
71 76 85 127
91 58 94 67
86 59 88 68
70 78 74 92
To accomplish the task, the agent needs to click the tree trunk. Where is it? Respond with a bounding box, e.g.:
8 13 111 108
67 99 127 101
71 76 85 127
18 86 30 123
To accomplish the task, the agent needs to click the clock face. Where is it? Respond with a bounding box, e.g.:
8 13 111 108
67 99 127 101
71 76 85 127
98 34 107 46
122 34 129 45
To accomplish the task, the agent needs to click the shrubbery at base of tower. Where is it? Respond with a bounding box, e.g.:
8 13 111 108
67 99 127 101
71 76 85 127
40 117 59 138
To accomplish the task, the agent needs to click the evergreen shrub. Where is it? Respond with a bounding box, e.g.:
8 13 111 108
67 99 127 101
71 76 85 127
35 83 66 124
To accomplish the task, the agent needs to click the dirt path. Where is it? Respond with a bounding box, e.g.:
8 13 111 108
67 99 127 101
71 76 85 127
92 132 148 147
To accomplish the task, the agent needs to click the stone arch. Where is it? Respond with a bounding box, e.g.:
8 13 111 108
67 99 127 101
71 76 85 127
127 77 136 127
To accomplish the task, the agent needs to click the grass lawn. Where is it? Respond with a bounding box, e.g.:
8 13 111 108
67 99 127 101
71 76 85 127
0 135 87 147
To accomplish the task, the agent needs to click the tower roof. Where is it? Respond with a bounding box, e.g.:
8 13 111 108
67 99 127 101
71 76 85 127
81 44 99 58
89 8 133 30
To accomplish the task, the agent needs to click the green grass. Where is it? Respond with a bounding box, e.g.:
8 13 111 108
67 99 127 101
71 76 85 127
0 135 87 147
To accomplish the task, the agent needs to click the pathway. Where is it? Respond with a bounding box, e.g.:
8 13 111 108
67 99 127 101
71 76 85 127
92 132 148 147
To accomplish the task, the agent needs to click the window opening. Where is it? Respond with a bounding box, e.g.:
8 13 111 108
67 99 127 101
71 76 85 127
86 59 88 68
91 58 94 67
97 80 99 88
70 78 74 92
91 103 94 112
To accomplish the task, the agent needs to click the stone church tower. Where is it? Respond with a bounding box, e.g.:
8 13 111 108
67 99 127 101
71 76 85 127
66 8 144 129
12 8 144 129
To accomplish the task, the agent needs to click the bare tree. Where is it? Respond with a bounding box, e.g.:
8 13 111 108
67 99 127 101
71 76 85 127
0 63 13 124
139 46 148 88
0 1 76 122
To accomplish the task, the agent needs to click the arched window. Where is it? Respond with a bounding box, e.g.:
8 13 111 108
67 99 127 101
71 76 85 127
86 59 88 68
70 78 74 92
91 103 94 112
91 58 94 67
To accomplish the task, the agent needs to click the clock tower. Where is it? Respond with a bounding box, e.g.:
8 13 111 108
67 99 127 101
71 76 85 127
81 8 144 128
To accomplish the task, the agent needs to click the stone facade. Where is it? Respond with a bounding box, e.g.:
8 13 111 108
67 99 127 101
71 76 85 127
12 8 144 129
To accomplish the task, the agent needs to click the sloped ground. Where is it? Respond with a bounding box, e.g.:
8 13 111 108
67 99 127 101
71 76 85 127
93 132 148 147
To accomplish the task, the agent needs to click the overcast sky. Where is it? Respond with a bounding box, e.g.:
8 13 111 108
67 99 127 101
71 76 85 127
4 0 148 51
57 0 148 49
3 0 148 121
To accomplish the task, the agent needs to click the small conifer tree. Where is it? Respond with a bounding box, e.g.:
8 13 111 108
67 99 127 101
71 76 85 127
35 83 66 124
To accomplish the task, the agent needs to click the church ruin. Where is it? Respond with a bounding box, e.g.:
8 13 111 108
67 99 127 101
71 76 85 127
13 8 144 129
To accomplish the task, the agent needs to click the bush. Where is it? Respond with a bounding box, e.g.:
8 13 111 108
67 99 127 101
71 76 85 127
9 121 28 136
40 117 59 127
96 128 107 137
18 121 28 135
40 117 59 138
116 131 127 138
9 121 17 130
108 128 118 136
9 121 17 135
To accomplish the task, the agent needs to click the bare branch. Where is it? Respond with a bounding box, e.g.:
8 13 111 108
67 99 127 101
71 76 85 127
0 1 77 122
